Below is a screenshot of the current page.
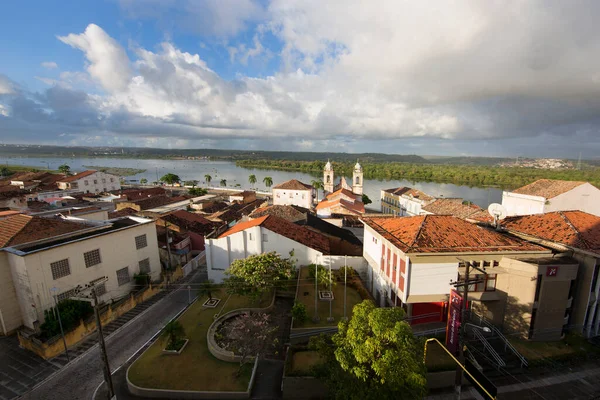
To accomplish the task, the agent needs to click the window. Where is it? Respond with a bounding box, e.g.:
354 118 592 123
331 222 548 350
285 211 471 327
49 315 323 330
138 258 151 274
51 259 71 280
56 288 76 302
485 274 497 291
302 193 305 199
94 179 98 184
95 283 107 296
84 180 89 186
289 192 293 198
116 267 130 286
249 233 254 241
110 178 114 183
262 234 268 242
84 249 101 268
135 234 148 249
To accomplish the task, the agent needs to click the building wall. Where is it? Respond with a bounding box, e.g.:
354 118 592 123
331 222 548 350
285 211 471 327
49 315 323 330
409 262 457 297
1 221 161 330
379 191 424 216
0 195 27 210
546 183 600 217
273 188 313 209
58 171 121 193
0 252 22 334
74 210 109 221
502 191 546 216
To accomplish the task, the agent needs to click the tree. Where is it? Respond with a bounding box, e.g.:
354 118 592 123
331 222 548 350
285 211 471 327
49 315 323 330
139 178 148 185
188 187 208 196
311 300 427 400
204 174 212 187
58 164 71 175
248 174 257 189
184 180 199 187
198 279 217 300
224 252 296 300
291 302 308 324
308 264 334 288
220 178 227 187
263 176 273 189
311 179 324 202
220 312 278 375
160 173 180 185
362 193 372 205
161 320 186 350
0 167 10 177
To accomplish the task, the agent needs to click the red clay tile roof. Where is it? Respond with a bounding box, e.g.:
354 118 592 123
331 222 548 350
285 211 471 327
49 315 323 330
362 215 545 253
0 215 88 248
231 190 256 198
503 211 600 253
273 179 313 190
128 195 188 210
108 207 138 219
325 188 360 201
383 187 434 202
118 187 166 200
218 215 331 254
58 170 98 183
159 210 220 236
422 198 492 222
511 179 588 199
316 198 365 214
249 205 308 223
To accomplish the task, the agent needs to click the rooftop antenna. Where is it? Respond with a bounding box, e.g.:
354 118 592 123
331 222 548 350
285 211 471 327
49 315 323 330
487 203 507 230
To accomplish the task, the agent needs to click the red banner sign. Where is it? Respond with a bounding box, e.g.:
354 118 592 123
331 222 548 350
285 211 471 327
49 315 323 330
546 266 558 277
446 289 463 355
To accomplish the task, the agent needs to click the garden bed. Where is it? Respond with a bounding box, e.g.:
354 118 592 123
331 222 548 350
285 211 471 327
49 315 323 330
127 288 270 392
292 266 365 328
509 333 600 366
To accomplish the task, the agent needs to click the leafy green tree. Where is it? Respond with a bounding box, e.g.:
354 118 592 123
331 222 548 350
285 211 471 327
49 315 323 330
310 300 427 400
225 252 296 300
160 173 181 185
362 193 372 205
188 187 208 196
184 180 199 187
197 279 217 300
263 176 273 189
291 302 308 324
161 320 186 350
248 174 257 189
58 164 71 175
0 167 10 177
139 178 148 185
220 178 227 187
308 264 334 288
311 179 324 202
204 174 212 187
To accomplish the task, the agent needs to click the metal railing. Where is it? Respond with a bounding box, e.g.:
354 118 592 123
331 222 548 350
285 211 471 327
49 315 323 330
471 327 506 367
472 311 528 368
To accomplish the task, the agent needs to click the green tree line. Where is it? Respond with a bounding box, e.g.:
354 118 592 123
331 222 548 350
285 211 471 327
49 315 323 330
235 159 600 189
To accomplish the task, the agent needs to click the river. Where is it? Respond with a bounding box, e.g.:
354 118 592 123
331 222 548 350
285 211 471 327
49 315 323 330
0 156 503 211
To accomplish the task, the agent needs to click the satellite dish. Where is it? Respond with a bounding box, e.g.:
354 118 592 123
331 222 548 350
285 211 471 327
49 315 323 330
487 203 507 220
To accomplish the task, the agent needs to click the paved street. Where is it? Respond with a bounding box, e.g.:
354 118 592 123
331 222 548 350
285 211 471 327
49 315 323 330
19 267 206 400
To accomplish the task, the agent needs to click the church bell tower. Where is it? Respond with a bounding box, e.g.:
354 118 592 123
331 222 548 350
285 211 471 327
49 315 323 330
323 160 334 193
352 160 363 196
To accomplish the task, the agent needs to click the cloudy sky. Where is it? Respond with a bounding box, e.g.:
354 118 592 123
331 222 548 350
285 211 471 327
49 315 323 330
1 0 600 158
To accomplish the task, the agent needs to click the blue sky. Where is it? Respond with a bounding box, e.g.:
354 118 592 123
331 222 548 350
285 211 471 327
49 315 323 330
1 1 600 158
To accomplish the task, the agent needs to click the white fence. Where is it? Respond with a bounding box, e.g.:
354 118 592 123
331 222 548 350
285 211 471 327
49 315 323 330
182 252 205 277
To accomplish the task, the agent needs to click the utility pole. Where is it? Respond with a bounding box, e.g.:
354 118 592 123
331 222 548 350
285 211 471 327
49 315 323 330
328 256 333 322
343 255 347 320
91 284 115 400
313 262 319 322
165 221 173 290
451 261 486 399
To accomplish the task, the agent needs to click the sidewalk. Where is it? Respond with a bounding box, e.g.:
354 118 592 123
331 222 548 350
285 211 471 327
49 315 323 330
426 364 600 399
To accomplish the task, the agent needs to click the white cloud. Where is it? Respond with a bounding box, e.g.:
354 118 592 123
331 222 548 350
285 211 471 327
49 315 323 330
0 75 16 94
58 24 132 92
41 61 58 69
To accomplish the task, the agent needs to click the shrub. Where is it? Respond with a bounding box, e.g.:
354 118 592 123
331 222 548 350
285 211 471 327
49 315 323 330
133 273 151 286
307 264 335 288
334 266 357 282
39 299 94 340
292 302 308 324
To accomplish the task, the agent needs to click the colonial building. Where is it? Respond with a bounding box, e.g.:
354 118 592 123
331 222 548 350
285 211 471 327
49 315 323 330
380 187 435 216
0 215 161 334
317 160 365 217
57 170 121 194
272 179 315 209
502 179 600 217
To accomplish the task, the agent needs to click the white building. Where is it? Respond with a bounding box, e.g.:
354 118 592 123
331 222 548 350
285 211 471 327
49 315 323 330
205 214 365 283
502 179 600 217
380 187 435 216
0 214 161 334
57 170 121 194
272 179 315 209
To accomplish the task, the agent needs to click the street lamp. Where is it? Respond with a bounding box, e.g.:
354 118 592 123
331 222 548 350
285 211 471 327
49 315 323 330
463 323 491 333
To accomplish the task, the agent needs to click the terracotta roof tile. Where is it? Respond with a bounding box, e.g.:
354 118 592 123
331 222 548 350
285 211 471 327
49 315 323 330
273 179 313 190
118 187 166 200
316 198 365 214
249 205 308 223
422 198 492 221
503 211 600 253
362 215 544 253
57 170 98 183
383 187 434 202
511 179 588 199
325 188 361 201
0 215 88 248
159 210 220 236
218 215 331 254
108 207 138 219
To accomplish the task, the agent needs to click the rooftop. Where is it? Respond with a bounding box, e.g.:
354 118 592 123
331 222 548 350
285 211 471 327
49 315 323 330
118 187 166 201
249 205 308 223
511 179 588 199
383 187 434 202
503 211 600 253
57 170 98 183
159 210 220 235
218 215 331 254
0 214 91 248
316 198 365 214
126 195 189 211
422 198 492 222
108 207 138 219
362 215 545 254
273 179 313 191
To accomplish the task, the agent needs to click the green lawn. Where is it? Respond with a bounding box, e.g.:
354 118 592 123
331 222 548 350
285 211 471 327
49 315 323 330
128 288 271 392
294 266 364 328
509 333 600 362
424 340 456 372
288 350 323 376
